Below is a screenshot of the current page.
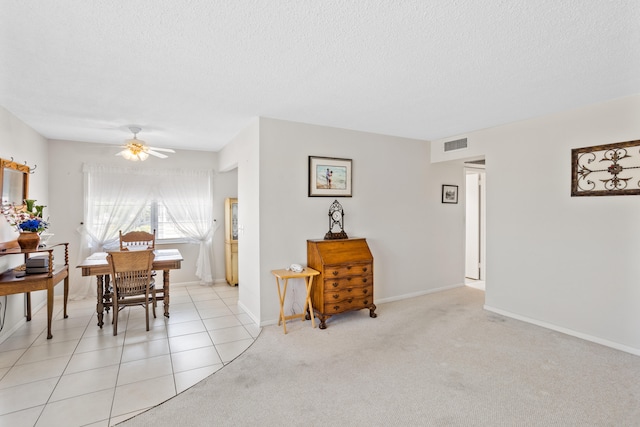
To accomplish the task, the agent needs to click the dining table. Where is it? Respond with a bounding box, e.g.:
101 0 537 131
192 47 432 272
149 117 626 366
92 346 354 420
76 248 183 328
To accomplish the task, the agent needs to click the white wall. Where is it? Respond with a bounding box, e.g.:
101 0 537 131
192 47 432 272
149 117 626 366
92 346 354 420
431 95 640 354
232 118 465 325
0 107 50 341
219 118 261 324
47 139 237 299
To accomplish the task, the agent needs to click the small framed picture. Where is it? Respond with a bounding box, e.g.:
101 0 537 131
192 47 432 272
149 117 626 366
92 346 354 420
309 156 352 197
442 184 458 204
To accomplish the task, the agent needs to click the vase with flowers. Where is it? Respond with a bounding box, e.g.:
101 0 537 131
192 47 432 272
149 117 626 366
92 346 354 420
2 199 50 250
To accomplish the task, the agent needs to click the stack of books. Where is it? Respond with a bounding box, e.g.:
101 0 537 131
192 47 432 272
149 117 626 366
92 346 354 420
26 255 50 274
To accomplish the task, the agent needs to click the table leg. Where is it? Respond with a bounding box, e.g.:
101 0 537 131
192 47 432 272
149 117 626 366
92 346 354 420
162 269 170 317
46 284 53 339
275 277 289 334
63 276 69 319
304 276 316 329
96 275 104 328
26 292 32 321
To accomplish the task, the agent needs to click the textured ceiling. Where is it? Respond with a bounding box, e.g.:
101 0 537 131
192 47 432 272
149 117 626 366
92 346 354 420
1 0 639 152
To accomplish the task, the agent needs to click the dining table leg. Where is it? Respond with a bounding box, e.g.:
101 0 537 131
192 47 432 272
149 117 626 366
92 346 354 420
162 269 170 317
96 274 104 327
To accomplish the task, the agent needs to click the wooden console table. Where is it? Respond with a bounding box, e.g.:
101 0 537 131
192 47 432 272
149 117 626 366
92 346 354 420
0 242 70 339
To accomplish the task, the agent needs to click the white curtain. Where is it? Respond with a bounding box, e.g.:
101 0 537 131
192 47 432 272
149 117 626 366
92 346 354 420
79 164 216 296
157 169 218 283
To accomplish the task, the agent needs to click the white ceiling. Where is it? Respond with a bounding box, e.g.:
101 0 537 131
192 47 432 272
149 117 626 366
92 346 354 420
1 0 639 152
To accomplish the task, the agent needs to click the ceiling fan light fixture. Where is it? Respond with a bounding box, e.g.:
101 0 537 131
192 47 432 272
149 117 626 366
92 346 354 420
116 126 175 161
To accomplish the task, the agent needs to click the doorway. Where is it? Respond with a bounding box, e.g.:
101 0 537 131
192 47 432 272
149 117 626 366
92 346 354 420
465 163 486 290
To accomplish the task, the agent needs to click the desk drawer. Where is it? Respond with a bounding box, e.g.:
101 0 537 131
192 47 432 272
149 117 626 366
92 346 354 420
325 285 372 302
325 263 372 278
323 296 373 314
324 273 372 290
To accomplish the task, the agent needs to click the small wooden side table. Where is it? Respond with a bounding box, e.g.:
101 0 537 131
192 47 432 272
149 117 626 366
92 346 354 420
271 267 320 334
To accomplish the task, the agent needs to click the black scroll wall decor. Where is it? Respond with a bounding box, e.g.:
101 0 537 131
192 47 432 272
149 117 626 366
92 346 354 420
571 140 640 197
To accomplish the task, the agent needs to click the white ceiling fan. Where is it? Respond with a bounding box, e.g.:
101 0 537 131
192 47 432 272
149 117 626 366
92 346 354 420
116 126 176 161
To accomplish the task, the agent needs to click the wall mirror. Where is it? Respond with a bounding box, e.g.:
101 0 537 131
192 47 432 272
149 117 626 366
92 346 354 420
0 158 29 207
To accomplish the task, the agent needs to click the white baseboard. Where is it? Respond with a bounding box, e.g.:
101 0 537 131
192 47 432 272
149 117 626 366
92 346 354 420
237 300 261 327
0 298 47 345
375 283 464 305
484 304 640 357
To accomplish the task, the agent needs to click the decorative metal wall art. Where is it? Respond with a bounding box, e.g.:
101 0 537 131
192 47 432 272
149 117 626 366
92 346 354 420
571 140 640 197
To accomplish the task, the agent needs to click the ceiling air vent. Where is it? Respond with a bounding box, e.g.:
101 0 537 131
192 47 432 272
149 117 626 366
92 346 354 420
444 138 468 152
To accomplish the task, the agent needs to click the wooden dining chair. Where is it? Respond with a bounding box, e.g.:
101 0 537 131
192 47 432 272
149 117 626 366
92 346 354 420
119 229 156 250
106 249 156 336
119 229 158 309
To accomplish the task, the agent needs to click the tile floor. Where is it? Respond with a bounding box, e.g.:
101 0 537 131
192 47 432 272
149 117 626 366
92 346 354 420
0 282 260 427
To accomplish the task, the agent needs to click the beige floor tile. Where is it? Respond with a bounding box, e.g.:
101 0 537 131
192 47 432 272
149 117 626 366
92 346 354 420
196 306 234 319
50 314 92 330
175 364 223 393
0 333 40 352
111 374 176 418
121 338 170 363
186 285 218 295
170 345 222 373
116 354 173 386
168 332 213 353
75 333 125 353
194 298 227 310
36 388 114 427
0 405 43 427
107 409 146 426
49 365 119 402
15 339 79 365
31 325 86 345
216 338 255 363
202 314 242 331
0 355 69 389
81 321 120 338
166 319 206 337
0 377 57 415
0 348 26 369
165 310 201 324
235 313 252 324
166 301 197 313
209 325 252 344
216 288 239 298
244 322 262 338
64 346 122 375
0 286 259 426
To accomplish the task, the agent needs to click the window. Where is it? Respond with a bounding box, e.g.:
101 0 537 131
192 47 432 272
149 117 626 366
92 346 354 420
129 202 186 241
81 164 216 283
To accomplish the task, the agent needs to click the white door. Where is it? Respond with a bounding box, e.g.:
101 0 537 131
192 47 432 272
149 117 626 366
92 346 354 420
465 172 480 279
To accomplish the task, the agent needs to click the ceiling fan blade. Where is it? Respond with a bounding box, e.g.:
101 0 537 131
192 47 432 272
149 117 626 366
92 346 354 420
148 146 176 153
147 150 169 159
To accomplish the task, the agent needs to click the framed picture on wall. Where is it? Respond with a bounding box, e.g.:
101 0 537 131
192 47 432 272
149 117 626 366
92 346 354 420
442 184 458 204
308 156 352 197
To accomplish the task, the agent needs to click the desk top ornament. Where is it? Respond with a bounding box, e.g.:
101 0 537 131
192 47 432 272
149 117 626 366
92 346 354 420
324 200 348 240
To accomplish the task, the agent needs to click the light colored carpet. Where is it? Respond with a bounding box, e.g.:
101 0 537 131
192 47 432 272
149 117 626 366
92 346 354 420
122 286 640 426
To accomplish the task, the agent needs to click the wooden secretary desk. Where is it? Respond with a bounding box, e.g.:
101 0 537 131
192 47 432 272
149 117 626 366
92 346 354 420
307 237 377 329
